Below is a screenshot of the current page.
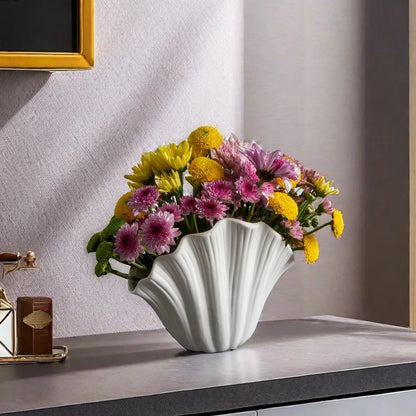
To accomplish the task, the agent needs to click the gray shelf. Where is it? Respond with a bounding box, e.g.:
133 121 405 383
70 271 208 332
2 316 416 415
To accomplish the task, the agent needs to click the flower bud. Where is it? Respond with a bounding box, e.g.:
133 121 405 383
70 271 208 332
306 193 316 202
322 198 334 215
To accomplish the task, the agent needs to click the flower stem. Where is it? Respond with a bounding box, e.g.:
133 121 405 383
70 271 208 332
246 203 256 222
184 215 192 232
303 220 332 236
109 267 130 280
131 262 147 271
192 214 199 233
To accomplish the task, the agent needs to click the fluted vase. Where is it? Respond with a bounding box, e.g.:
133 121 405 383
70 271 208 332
129 218 294 353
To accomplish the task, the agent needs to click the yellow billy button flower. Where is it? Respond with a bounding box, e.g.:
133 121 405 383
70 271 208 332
188 126 224 158
114 191 135 222
188 157 225 182
332 209 344 238
313 176 339 198
268 192 298 220
156 170 182 193
303 234 320 264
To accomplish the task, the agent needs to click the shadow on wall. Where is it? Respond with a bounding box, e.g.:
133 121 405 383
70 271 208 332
362 0 409 326
0 71 50 128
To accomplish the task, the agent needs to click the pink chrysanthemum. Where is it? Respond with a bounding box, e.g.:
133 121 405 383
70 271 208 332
202 180 235 202
299 168 322 185
140 211 181 255
196 198 228 223
260 181 275 205
114 222 144 263
236 177 261 203
212 136 252 180
180 195 198 215
282 220 303 240
158 203 183 222
242 142 298 182
128 186 159 215
240 161 259 181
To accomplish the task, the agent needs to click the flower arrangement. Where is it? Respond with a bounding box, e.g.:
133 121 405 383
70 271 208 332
87 126 344 282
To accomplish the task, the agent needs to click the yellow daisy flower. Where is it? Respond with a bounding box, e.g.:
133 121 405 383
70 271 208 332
114 191 135 222
313 176 339 197
332 209 344 238
188 126 224 158
156 170 182 193
268 192 298 220
188 157 225 182
146 150 170 174
303 234 320 264
124 153 154 188
155 140 192 171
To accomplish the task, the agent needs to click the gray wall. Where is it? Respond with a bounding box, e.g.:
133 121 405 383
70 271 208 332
0 0 409 337
246 0 409 326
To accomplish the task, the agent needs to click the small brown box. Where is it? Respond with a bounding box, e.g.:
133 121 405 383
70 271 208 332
17 297 52 355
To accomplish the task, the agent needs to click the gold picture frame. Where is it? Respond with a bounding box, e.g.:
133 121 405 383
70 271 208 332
0 0 94 70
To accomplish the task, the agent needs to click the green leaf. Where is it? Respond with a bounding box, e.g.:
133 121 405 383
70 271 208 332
95 261 110 277
96 241 114 263
100 216 125 242
87 232 101 253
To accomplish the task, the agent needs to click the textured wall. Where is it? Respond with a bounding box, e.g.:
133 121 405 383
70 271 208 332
245 0 409 326
0 0 244 337
0 0 409 338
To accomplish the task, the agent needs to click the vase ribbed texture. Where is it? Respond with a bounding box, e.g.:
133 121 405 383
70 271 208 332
130 218 294 352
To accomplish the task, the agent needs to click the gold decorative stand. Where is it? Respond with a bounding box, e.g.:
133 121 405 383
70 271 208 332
0 345 68 364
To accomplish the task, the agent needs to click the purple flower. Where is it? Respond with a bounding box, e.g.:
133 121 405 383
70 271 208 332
128 186 159 215
282 220 303 240
202 180 235 202
114 222 144 263
196 198 228 223
158 203 183 222
236 177 261 203
140 211 181 255
180 195 198 215
242 142 298 182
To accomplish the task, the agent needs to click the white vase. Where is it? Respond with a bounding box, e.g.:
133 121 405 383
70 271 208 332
129 218 294 353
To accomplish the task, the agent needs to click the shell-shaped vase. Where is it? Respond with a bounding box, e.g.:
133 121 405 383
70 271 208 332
130 218 294 352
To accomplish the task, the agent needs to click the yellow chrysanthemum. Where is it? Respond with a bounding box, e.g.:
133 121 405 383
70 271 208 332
332 209 344 238
188 126 224 158
114 191 135 222
146 150 170 174
124 153 154 188
303 234 320 264
188 157 225 183
155 141 192 171
313 176 339 197
156 170 182 193
268 192 298 220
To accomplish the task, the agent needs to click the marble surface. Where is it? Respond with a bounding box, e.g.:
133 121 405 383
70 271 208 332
2 316 416 415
